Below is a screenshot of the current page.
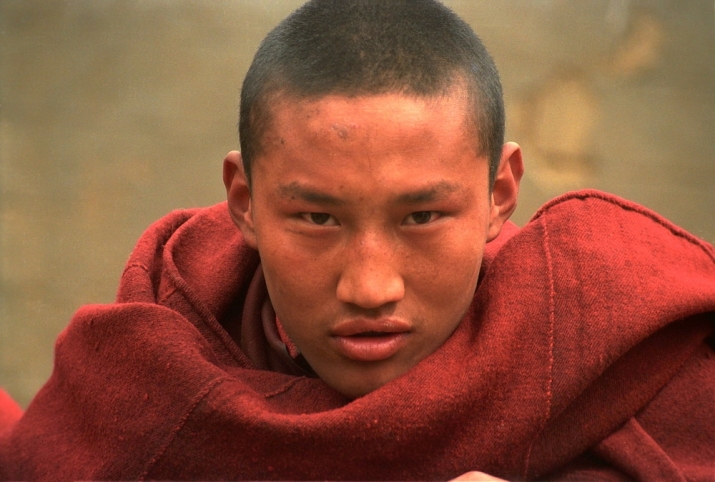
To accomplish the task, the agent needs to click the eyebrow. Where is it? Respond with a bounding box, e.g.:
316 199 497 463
277 180 462 206
278 182 346 206
394 181 462 204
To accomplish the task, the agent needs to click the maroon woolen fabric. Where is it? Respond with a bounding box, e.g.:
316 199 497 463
1 190 713 481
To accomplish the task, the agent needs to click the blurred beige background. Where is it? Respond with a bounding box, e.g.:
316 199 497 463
1 1 714 407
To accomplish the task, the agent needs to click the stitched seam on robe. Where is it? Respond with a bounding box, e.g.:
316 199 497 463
523 216 556 478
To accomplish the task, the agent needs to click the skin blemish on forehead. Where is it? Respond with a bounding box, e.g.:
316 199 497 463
332 124 349 140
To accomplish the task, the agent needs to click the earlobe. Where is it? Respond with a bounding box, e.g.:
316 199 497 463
487 142 524 241
223 151 258 249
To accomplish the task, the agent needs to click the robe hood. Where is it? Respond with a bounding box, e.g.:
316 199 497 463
1 189 714 480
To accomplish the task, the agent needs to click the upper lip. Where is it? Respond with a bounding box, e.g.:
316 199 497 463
330 318 412 337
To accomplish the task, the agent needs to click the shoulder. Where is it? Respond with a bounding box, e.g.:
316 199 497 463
530 189 714 261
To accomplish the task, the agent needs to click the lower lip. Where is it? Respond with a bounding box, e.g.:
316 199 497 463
332 333 409 362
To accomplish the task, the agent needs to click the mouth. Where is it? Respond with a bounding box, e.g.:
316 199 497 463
330 319 411 362
351 331 392 337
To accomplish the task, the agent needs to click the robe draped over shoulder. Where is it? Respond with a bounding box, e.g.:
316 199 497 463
1 189 713 481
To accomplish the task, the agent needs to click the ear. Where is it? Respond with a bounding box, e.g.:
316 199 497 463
223 150 258 249
487 142 524 241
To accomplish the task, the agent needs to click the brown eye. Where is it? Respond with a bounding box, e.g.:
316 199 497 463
410 211 434 224
301 212 337 226
310 213 331 224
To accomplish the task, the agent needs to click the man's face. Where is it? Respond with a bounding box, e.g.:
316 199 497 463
237 91 499 399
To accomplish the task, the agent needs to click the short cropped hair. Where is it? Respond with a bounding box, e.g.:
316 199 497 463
239 0 504 187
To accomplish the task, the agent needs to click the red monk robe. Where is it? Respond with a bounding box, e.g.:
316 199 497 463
1 189 713 481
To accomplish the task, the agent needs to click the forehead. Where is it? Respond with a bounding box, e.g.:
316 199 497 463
249 90 490 200
259 89 477 156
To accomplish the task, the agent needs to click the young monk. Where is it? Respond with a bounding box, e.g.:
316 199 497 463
1 1 714 480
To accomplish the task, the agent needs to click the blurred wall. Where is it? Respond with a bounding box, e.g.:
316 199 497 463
1 0 714 407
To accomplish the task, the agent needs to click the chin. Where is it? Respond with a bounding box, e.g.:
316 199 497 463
334 383 380 400
323 366 407 400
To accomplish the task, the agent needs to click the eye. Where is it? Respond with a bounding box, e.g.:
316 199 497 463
404 211 439 225
301 212 339 226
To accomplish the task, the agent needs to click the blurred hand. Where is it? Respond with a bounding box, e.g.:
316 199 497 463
450 471 508 481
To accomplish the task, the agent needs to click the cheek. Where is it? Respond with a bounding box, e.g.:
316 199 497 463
263 255 322 310
407 238 483 311
258 237 337 322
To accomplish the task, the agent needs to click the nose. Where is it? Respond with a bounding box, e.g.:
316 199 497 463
336 232 405 309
